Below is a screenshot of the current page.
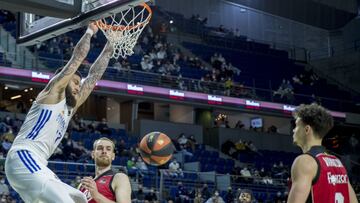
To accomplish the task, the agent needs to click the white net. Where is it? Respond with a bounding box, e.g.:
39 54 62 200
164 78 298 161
97 3 152 59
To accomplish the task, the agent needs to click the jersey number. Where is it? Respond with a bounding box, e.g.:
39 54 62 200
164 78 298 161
335 192 344 203
55 130 63 143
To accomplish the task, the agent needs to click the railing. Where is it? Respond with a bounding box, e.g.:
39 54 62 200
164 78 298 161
155 7 308 62
159 169 288 201
0 53 356 112
155 7 360 63
309 39 360 60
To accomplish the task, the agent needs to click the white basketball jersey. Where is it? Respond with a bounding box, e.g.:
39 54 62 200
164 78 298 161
10 99 73 161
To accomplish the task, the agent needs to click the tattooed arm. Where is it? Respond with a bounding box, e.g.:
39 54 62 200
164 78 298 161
74 42 113 110
36 24 97 104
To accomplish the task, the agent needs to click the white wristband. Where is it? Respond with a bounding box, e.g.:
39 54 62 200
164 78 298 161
86 28 94 36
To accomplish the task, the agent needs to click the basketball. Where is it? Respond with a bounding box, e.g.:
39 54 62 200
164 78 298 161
139 131 174 166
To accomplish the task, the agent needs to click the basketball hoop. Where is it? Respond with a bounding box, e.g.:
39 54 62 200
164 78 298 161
96 3 152 59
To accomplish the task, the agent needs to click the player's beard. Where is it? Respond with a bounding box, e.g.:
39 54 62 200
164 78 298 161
95 156 111 167
65 86 77 108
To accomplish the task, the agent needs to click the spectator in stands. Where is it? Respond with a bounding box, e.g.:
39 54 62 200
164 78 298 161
87 121 97 133
177 74 187 91
252 169 262 185
51 144 65 160
136 156 148 171
144 187 158 202
12 117 23 134
218 25 226 33
111 60 122 73
69 114 80 132
240 166 252 183
157 47 167 60
235 120 244 129
205 190 225 203
96 118 111 135
167 158 184 178
132 184 145 203
275 191 287 203
187 135 197 152
194 190 204 203
2 127 15 142
271 163 280 175
247 141 260 156
128 156 144 179
115 138 127 156
0 120 8 135
224 186 235 203
0 176 9 195
77 117 87 132
3 115 13 127
262 174 273 185
127 156 137 171
201 183 212 200
267 125 278 133
259 167 266 177
221 140 237 157
190 14 208 25
311 94 322 105
70 176 81 188
292 74 302 85
0 193 14 203
61 132 87 160
235 139 246 152
273 79 287 99
141 55 154 72
175 181 190 203
234 29 241 38
177 133 188 149
238 189 253 203
224 77 233 96
133 43 144 55
1 138 11 154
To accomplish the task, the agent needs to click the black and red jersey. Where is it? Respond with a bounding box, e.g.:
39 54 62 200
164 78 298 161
305 146 350 203
79 169 117 203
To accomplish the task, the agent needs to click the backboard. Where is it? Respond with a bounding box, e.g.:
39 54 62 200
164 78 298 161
14 0 148 46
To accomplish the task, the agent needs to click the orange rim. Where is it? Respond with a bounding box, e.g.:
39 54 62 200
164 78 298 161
96 3 152 31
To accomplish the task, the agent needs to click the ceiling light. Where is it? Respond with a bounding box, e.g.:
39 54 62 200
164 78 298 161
11 95 22 100
4 86 8 90
24 89 28 92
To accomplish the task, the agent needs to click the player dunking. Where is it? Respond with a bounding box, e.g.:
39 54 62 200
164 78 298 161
79 137 131 203
5 23 113 203
287 103 358 203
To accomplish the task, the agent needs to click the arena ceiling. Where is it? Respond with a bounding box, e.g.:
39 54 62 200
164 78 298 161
227 0 359 30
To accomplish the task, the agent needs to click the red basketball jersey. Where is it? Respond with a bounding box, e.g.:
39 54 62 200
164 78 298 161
79 170 116 203
307 146 350 203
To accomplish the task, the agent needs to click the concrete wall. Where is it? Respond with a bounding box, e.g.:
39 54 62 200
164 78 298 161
169 104 194 124
106 97 120 125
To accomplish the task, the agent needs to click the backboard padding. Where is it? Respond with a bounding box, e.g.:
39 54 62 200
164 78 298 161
17 0 146 46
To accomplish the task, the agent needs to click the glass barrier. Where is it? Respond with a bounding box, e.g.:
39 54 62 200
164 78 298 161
0 51 356 112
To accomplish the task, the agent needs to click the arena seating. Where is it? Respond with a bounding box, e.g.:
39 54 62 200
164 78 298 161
0 9 357 113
